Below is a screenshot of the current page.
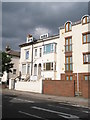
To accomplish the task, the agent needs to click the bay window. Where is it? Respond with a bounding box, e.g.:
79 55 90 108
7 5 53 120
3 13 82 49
43 43 56 54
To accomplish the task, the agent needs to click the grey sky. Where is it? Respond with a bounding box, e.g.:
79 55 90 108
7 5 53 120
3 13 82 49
2 2 88 51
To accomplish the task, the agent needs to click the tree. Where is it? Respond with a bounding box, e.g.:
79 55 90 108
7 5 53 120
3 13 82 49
2 51 13 74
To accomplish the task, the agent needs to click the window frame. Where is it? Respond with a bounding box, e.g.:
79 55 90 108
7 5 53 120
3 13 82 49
39 48 42 57
65 37 72 52
43 43 56 54
82 16 89 25
65 22 72 32
65 75 73 80
35 48 37 57
13 69 16 74
83 52 90 64
25 50 29 59
43 62 54 71
84 75 90 80
22 64 26 74
82 32 90 44
65 56 73 72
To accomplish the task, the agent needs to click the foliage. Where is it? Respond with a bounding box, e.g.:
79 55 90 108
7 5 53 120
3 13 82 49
1 51 13 74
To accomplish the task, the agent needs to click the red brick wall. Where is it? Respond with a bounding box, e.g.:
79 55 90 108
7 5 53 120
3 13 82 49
43 80 75 97
81 80 90 98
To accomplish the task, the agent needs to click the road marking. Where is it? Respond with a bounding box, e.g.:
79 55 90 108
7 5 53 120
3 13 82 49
32 106 79 119
48 104 70 110
18 111 48 120
48 104 90 114
5 96 34 103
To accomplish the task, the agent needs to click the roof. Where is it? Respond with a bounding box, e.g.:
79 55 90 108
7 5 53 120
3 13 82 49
6 50 20 57
19 34 59 47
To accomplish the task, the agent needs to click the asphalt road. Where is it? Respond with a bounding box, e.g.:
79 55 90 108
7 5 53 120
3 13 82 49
1 90 90 120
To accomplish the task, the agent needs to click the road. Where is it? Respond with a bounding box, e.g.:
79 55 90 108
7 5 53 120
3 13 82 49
1 90 90 120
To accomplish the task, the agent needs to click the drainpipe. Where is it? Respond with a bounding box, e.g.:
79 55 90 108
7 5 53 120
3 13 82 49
31 43 33 76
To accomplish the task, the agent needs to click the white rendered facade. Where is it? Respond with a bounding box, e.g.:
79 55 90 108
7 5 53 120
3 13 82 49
19 35 59 80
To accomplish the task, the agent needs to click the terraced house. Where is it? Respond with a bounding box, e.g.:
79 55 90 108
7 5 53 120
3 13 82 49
18 15 90 94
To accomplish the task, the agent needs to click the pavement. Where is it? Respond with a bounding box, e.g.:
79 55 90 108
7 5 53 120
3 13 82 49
2 87 89 109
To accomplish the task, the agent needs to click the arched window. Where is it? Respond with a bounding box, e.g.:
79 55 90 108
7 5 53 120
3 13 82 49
65 21 72 32
82 15 89 24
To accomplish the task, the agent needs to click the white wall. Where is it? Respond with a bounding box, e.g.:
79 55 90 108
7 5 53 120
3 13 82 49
15 79 42 93
1 71 7 82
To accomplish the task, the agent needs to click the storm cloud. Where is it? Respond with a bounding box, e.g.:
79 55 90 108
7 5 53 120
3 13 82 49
2 2 88 51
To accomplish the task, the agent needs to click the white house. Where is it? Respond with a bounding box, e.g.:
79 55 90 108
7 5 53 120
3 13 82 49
19 33 59 81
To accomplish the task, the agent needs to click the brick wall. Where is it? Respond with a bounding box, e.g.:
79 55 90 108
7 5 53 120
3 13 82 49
81 80 90 98
43 80 75 97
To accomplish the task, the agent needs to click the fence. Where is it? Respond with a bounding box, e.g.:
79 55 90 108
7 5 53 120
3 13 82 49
14 80 42 93
42 80 75 97
81 80 90 98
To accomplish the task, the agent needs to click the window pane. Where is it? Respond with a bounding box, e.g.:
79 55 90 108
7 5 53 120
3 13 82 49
46 44 51 53
40 48 42 57
83 55 86 63
87 16 89 22
85 76 88 80
65 46 68 52
70 56 72 63
69 23 71 30
69 38 72 44
66 57 68 63
22 64 26 74
69 45 72 51
66 76 69 80
66 23 68 31
51 44 53 52
70 64 72 71
35 49 37 56
27 64 30 74
83 17 86 23
89 76 90 80
43 63 45 70
26 51 29 59
13 69 16 74
70 76 72 80
88 54 90 62
83 34 87 43
46 63 50 70
66 39 68 45
87 34 90 42
66 65 69 71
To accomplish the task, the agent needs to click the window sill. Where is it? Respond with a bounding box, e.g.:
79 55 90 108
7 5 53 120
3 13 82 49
83 62 90 64
82 22 89 25
65 30 72 33
65 71 73 73
83 42 90 44
43 52 57 55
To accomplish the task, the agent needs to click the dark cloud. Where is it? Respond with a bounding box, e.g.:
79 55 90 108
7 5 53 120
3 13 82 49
2 2 88 51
